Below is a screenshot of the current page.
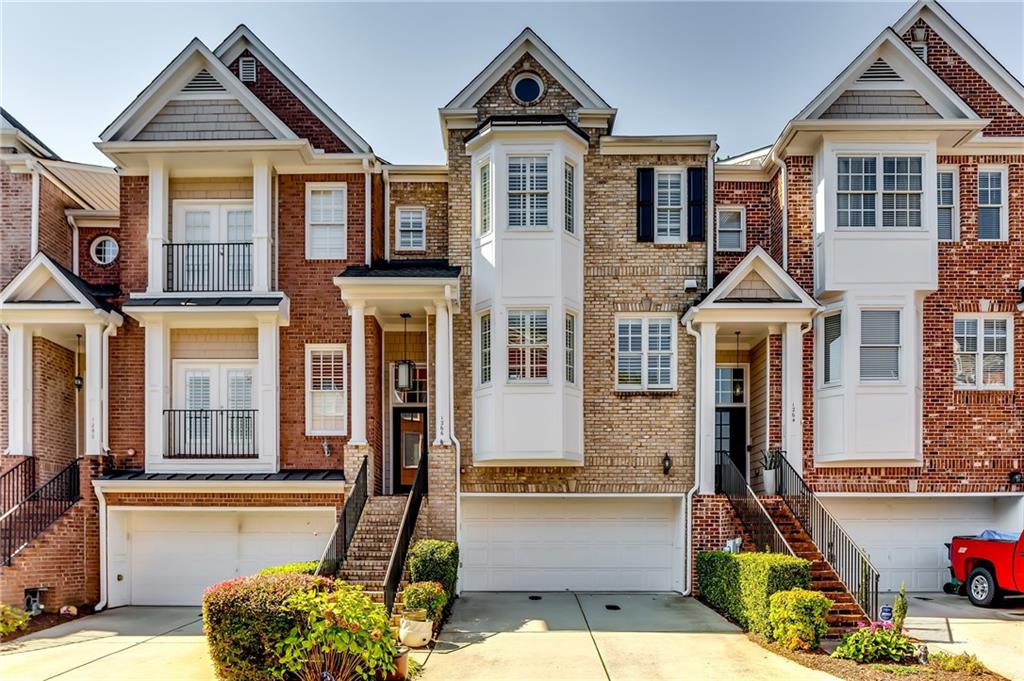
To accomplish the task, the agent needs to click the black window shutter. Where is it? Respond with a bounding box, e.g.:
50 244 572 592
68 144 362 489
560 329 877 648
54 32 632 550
636 167 654 242
687 166 706 242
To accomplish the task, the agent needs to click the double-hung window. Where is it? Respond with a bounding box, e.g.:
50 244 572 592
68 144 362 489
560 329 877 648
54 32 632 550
837 155 924 229
882 157 923 228
937 168 958 241
615 316 676 390
859 310 901 382
655 171 683 242
508 156 548 229
507 309 548 382
822 312 843 386
954 317 1010 388
306 345 347 435
837 157 877 228
564 312 576 384
479 312 492 385
978 169 1006 240
478 162 492 237
396 207 426 251
564 162 576 235
306 184 347 259
716 207 745 252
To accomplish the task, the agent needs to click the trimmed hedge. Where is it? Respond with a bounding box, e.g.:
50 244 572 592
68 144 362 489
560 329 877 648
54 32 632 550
408 540 459 603
257 561 319 576
697 551 811 635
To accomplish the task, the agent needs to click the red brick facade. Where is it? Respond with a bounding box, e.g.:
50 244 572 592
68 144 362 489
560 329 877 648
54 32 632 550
31 337 77 482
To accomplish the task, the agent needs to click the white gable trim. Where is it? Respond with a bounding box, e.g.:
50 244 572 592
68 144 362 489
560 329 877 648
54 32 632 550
893 1 1024 117
796 29 977 122
690 246 820 314
443 28 612 112
100 39 296 143
214 25 371 154
0 253 123 324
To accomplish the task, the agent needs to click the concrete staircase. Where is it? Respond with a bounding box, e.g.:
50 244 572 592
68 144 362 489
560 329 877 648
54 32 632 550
337 495 408 602
761 498 868 636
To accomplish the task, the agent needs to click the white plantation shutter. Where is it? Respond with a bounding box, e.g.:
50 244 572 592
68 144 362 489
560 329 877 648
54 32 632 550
185 211 212 242
507 310 548 381
480 312 492 384
860 310 900 381
717 209 744 251
307 187 347 258
226 210 253 242
397 208 426 250
185 371 211 410
226 369 253 409
616 319 643 387
564 162 575 234
982 319 1008 386
655 172 683 241
307 347 346 434
508 157 548 229
824 313 842 385
479 164 492 236
617 317 674 390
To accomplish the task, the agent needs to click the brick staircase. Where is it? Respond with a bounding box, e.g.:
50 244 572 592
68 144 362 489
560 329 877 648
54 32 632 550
337 495 408 602
761 498 868 636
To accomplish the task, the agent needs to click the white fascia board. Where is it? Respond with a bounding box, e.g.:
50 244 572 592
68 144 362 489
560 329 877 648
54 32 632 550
817 491 1024 498
714 165 771 182
699 245 819 308
600 135 716 156
0 306 123 327
94 479 346 494
460 492 688 498
213 25 371 154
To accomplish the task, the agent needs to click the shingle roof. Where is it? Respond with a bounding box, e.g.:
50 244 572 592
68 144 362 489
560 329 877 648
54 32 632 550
0 107 60 159
464 114 589 144
338 259 461 279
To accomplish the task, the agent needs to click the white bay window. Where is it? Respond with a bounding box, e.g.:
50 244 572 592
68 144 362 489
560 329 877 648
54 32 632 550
859 310 901 382
507 309 548 382
837 155 924 230
508 156 549 229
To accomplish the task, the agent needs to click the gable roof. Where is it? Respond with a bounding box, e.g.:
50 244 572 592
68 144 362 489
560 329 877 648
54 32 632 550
0 252 121 319
0 108 60 159
691 247 819 312
100 38 296 143
443 28 613 114
36 159 118 212
214 25 371 154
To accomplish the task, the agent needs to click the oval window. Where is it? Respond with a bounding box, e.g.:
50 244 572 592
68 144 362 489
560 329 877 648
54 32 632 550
512 73 543 104
90 236 119 265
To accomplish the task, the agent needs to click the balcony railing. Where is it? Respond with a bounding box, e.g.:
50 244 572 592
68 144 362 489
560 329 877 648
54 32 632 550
164 409 258 459
165 242 253 293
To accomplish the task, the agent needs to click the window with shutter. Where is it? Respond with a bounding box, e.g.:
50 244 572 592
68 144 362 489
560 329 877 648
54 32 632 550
716 207 745 252
977 169 1006 240
616 316 676 390
306 345 347 435
306 184 348 259
654 171 683 243
937 170 957 241
396 208 426 251
508 156 549 229
954 316 1011 388
507 309 548 382
823 312 842 385
860 310 900 381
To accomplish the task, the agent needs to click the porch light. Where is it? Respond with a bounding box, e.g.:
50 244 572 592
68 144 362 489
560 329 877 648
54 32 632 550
732 331 743 401
662 452 672 475
73 334 83 391
396 313 415 392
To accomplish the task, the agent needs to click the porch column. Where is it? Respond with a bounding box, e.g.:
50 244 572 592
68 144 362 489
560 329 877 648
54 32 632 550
83 322 104 456
349 302 367 445
252 160 272 293
257 317 280 466
146 159 168 295
6 324 33 456
782 322 804 476
698 322 717 494
433 302 451 445
144 320 168 464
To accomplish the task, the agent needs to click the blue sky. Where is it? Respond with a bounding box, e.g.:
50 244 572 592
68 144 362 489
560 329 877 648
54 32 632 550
2 2 1021 166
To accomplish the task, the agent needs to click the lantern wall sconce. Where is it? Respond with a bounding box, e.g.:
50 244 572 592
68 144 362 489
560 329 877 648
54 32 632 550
396 313 415 392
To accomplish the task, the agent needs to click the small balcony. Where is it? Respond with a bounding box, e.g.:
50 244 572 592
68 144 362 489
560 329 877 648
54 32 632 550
164 242 253 293
164 409 258 459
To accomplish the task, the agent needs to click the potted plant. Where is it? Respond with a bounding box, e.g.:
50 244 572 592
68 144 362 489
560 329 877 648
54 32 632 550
398 581 447 649
762 448 782 495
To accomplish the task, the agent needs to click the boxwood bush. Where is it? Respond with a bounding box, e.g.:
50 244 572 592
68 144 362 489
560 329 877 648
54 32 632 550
257 561 319 576
408 539 458 603
768 588 833 650
696 551 810 635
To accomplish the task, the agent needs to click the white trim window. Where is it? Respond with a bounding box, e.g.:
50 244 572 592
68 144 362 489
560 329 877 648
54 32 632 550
837 156 877 228
565 311 576 384
90 235 119 265
859 310 900 382
507 309 548 382
837 155 924 229
508 156 548 229
954 316 1011 389
615 316 676 391
822 311 843 386
564 161 576 235
305 183 347 259
977 168 1007 241
479 311 492 385
305 344 347 435
654 170 684 243
937 168 958 241
396 207 426 251
715 366 746 406
478 162 492 237
716 207 745 252
881 156 923 228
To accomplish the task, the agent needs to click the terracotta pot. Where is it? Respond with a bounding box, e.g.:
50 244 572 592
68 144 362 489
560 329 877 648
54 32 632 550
385 646 409 680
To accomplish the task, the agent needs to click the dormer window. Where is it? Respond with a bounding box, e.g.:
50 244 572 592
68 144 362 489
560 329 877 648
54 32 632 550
511 73 544 105
508 156 549 229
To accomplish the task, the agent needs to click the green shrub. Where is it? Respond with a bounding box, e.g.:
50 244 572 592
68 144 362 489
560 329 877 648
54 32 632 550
892 583 908 632
408 539 459 603
1 604 30 637
402 581 448 623
768 588 833 651
832 623 917 664
202 572 332 681
257 561 319 576
929 651 987 676
696 551 811 635
276 585 397 681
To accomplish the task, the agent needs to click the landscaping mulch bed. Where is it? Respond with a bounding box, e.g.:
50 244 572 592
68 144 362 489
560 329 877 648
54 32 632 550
1 608 91 644
751 635 1007 681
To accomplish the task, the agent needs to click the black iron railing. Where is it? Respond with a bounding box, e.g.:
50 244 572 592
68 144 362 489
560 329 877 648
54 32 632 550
719 454 794 556
164 409 258 459
315 457 368 577
1 460 80 566
384 448 428 613
0 457 35 515
776 454 880 618
165 242 253 292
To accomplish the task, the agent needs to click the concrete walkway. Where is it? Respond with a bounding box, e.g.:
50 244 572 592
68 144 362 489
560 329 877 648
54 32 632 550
413 592 839 680
0 607 215 680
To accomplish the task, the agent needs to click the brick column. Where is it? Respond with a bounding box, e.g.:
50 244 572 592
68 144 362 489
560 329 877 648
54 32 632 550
421 443 456 541
343 443 371 494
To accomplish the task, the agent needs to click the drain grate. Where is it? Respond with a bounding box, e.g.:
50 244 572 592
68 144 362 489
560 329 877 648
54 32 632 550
528 595 542 601
605 604 621 611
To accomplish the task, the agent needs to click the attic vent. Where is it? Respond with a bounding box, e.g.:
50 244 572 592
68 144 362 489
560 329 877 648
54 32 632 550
239 57 257 83
857 58 902 83
182 69 226 93
911 42 928 61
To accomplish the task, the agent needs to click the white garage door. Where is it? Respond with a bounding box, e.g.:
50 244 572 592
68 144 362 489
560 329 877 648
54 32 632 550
460 497 680 591
129 509 335 605
823 497 1012 593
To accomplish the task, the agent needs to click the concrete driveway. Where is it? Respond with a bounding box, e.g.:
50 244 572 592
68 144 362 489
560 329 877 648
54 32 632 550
902 592 1024 681
413 592 838 680
0 607 214 681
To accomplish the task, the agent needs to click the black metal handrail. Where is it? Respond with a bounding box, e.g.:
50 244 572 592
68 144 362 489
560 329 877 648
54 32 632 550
719 453 794 556
1 460 80 566
0 457 35 515
776 454 880 618
315 457 368 577
165 242 253 292
164 409 258 459
384 449 429 613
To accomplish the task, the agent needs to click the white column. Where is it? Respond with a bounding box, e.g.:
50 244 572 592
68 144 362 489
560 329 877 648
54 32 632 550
782 322 804 475
146 159 168 294
698 322 717 494
6 324 33 456
349 302 367 445
257 317 280 468
433 302 452 445
84 322 104 456
144 320 168 466
252 159 272 293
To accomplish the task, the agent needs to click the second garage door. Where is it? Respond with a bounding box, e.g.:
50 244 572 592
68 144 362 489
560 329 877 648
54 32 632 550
460 497 681 591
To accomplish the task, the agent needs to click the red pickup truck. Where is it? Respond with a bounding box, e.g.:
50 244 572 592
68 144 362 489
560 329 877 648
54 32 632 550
951 531 1024 607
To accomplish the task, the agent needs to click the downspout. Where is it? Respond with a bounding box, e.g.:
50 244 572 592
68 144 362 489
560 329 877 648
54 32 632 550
383 168 391 261
28 158 40 256
94 483 108 611
363 159 372 266
771 151 789 269
682 319 702 596
67 214 80 275
446 290 462 596
102 323 116 453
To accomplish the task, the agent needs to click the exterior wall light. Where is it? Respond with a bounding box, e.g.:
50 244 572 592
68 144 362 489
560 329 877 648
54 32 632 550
662 452 672 475
396 313 415 391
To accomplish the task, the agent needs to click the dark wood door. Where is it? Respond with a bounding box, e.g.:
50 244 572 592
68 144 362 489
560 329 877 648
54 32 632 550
392 408 426 492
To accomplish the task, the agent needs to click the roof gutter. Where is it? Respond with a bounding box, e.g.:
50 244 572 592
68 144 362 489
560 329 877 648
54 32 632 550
363 158 372 266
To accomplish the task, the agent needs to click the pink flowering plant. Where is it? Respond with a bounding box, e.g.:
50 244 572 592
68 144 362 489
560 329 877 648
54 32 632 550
831 620 916 663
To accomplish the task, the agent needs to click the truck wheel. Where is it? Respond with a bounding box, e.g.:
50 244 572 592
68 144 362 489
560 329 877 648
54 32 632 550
967 567 1001 607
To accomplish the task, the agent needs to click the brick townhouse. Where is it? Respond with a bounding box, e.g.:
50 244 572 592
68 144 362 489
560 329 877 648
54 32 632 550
0 0 1021 618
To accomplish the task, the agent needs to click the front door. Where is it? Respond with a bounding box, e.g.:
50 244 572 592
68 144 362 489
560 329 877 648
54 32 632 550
392 408 427 492
715 408 748 478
